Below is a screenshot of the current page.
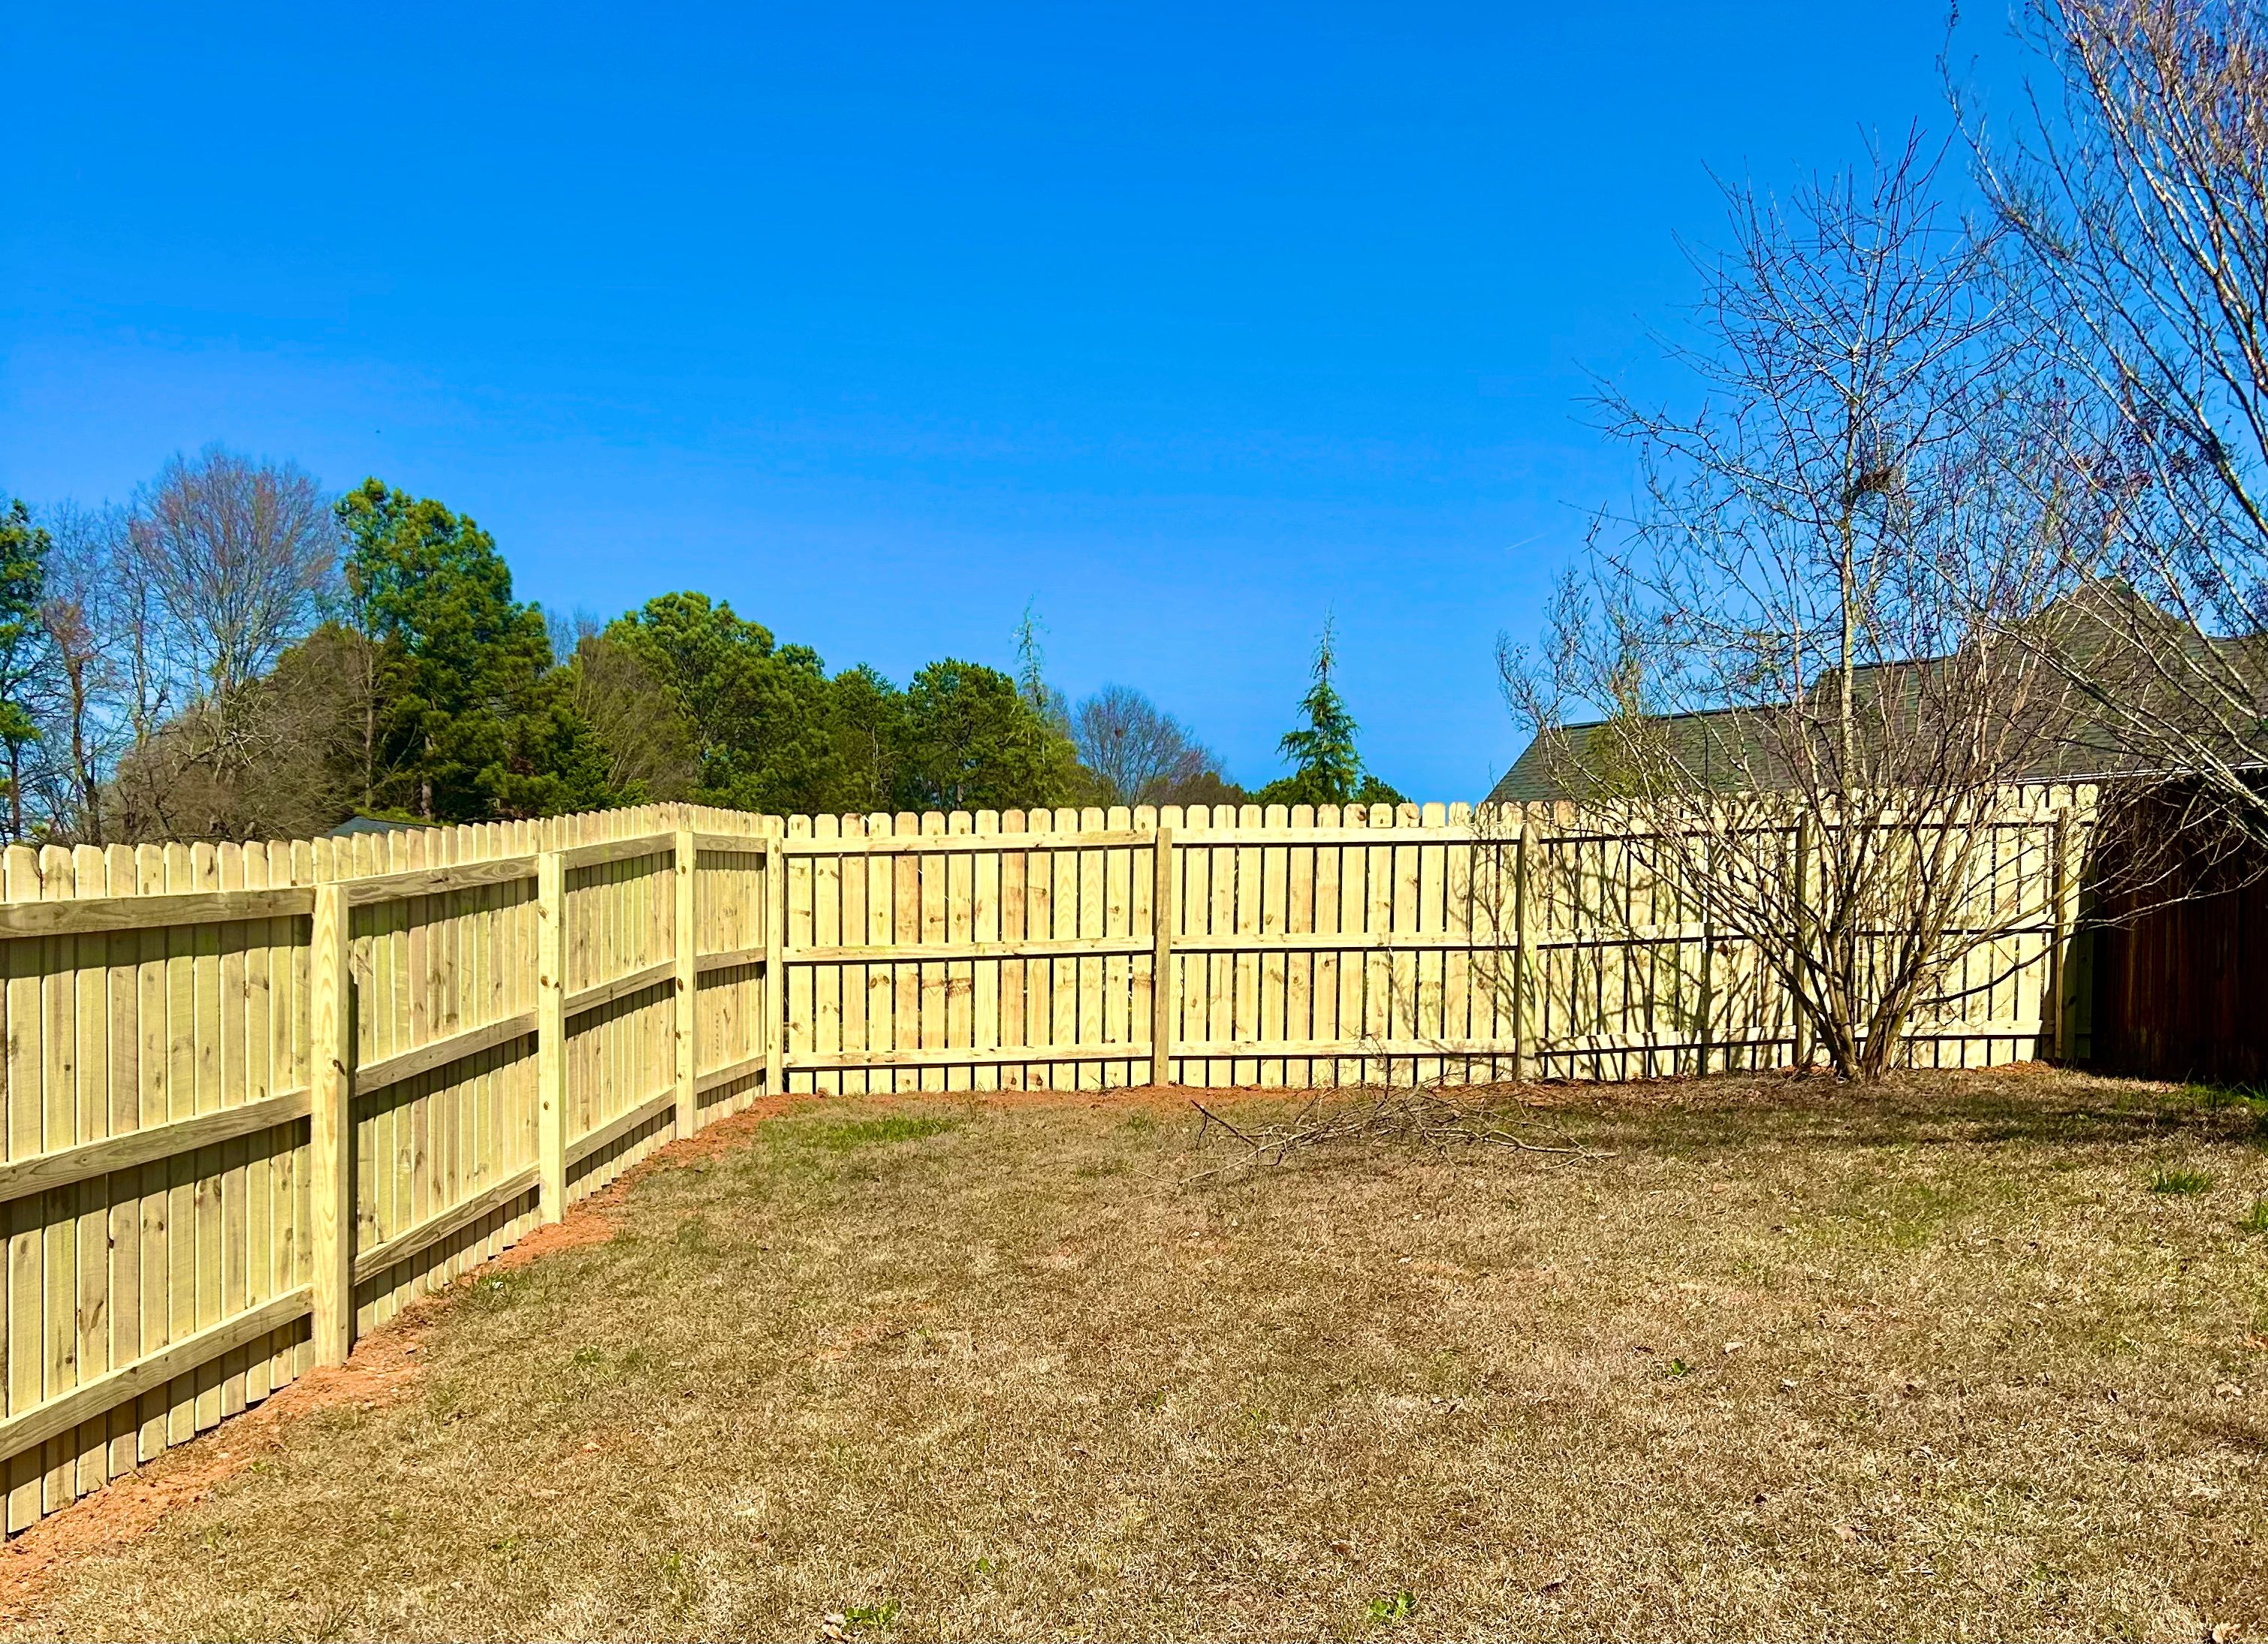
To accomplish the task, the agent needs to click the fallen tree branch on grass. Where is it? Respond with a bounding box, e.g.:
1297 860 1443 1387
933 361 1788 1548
1181 1087 1612 1185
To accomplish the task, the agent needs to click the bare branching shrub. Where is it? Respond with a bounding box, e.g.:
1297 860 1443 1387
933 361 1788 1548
1968 0 2268 862
1501 136 2080 1081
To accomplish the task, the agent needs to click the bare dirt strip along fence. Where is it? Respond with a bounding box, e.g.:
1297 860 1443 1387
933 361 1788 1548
0 789 2092 1533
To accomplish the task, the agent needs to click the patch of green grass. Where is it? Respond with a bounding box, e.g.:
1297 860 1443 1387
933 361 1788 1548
468 1271 527 1311
656 1549 698 1613
2240 1196 2268 1235
1879 1180 1972 1247
797 1116 958 1153
2182 1084 2268 1147
562 1343 647 1386
1366 1589 1418 1627
844 1597 901 1633
2150 1166 2215 1196
1823 1175 1975 1250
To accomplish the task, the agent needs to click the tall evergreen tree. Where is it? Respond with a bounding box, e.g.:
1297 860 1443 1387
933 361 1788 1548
606 592 837 814
1259 618 1361 806
1255 618 1404 810
1006 599 1098 801
1012 599 1049 715
336 479 604 821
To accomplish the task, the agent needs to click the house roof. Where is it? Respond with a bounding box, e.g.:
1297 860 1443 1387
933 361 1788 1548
1487 582 2208 805
327 814 432 838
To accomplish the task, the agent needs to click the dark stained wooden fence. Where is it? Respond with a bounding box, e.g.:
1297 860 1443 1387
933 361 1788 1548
2084 786 2268 1084
2090 871 2268 1085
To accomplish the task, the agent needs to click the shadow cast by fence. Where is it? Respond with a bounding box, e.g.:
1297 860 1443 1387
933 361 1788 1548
1519 1069 2268 1159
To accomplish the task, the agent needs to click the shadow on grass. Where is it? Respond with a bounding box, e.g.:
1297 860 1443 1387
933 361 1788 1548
1522 1069 2268 1160
1160 1072 2268 1178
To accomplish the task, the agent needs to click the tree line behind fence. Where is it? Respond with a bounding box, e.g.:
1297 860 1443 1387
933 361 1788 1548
0 789 2089 1532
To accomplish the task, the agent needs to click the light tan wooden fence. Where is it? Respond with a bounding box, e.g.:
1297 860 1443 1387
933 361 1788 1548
0 790 2087 1533
771 792 2086 1092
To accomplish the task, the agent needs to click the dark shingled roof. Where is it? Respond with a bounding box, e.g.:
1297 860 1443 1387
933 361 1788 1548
1487 582 2226 805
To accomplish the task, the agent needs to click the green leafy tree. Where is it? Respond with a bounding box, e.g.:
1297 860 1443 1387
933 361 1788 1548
336 480 603 821
1254 618 1405 809
901 658 1069 810
0 501 52 840
825 663 911 813
606 592 837 814
504 666 619 816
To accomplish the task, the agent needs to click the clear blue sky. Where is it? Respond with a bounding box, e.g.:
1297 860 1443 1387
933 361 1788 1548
3 3 2021 801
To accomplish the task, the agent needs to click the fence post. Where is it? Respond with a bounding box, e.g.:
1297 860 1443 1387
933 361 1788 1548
2047 809 2072 1062
674 825 699 1136
1790 816 1813 1071
1151 825 1175 1087
1513 823 1534 1083
536 848 568 1223
765 833 786 1097
1695 831 1715 1079
309 879 354 1368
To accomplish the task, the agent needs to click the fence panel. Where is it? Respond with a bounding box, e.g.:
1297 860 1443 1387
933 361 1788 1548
348 822 544 1333
0 788 2094 1532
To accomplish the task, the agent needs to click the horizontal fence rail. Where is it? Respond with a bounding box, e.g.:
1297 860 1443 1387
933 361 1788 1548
766 797 2084 1092
0 787 2095 1533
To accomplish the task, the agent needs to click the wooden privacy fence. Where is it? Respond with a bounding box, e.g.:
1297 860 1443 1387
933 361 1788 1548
0 802 775 1537
0 789 2089 1532
769 790 2087 1091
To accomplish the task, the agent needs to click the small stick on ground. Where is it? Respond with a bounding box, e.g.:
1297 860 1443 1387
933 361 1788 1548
1182 1084 1611 1185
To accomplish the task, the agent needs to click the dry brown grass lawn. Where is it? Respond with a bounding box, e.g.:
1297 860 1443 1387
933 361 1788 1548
8 1069 2268 1642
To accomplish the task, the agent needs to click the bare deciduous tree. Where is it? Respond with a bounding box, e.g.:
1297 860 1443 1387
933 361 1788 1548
107 621 382 843
1966 0 2268 858
33 502 135 842
1070 684 1222 806
127 445 339 786
1503 135 2082 1081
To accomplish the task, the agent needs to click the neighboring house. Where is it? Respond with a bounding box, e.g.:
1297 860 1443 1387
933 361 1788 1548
1484 582 2268 1084
1488 581 2230 804
1487 668 2124 804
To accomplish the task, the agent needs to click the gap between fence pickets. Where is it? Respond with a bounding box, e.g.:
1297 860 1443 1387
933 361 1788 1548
0 792 2088 1534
